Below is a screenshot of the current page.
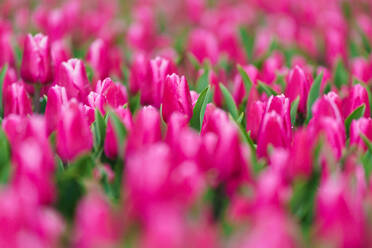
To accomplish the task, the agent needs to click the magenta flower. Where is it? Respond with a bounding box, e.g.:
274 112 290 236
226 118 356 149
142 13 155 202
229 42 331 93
3 80 32 117
257 95 291 158
21 33 52 84
162 73 193 123
56 100 93 162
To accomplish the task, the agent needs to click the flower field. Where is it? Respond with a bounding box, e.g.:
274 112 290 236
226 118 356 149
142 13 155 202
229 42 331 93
1 0 372 247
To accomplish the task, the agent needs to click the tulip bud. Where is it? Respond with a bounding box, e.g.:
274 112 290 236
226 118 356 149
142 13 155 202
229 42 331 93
285 65 311 113
311 92 342 124
350 118 372 151
45 85 68 135
259 52 284 84
342 84 370 119
87 91 106 115
188 28 219 64
3 81 32 117
104 107 133 159
150 56 175 107
21 33 52 84
288 128 315 179
316 176 367 247
74 192 118 248
162 73 193 123
95 78 128 109
56 58 91 102
126 106 162 154
246 100 266 141
56 100 93 162
129 53 152 94
351 58 370 82
257 95 291 158
86 39 110 81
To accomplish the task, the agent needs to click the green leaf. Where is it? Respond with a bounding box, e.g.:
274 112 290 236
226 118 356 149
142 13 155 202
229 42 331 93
361 133 372 152
190 86 210 131
0 128 11 184
220 83 239 120
239 27 254 60
306 72 324 123
109 109 128 157
66 154 95 178
196 67 210 93
55 177 85 219
86 64 94 83
333 59 349 89
237 64 253 97
344 104 366 137
93 109 106 151
290 96 300 126
290 170 320 231
257 81 277 96
129 92 141 114
237 112 244 125
0 64 8 117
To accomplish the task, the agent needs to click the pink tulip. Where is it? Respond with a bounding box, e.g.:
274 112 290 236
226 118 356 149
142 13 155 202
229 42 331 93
150 56 176 107
104 107 133 159
342 84 370 119
126 106 162 155
45 85 68 135
350 118 372 151
56 58 91 102
3 80 32 117
238 208 298 248
162 73 193 123
74 192 119 248
86 39 111 81
285 65 311 113
246 100 266 141
315 175 367 247
21 33 52 84
188 28 219 64
257 95 291 158
56 100 93 162
95 78 128 109
129 53 152 94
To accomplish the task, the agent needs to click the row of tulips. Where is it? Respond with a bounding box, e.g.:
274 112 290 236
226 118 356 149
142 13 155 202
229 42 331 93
1 0 372 248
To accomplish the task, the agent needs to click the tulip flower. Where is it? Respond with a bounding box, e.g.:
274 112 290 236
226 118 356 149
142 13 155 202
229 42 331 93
162 73 193 123
188 28 219 64
129 53 152 94
316 175 367 247
86 39 111 81
285 65 311 113
95 78 128 109
104 107 133 159
246 100 266 141
45 85 68 135
126 106 162 154
56 100 93 162
56 58 91 102
350 118 372 151
74 192 119 248
257 95 291 158
3 80 32 117
21 33 52 84
342 84 370 119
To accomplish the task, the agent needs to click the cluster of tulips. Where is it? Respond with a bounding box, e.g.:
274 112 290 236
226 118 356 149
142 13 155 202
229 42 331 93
2 0 372 247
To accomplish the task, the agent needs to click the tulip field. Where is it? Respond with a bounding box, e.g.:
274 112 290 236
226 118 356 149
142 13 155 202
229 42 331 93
2 0 372 247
